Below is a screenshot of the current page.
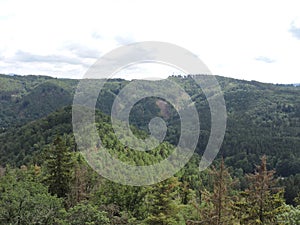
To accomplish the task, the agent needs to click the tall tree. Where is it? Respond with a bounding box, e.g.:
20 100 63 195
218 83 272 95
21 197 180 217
210 159 235 224
234 155 286 224
144 177 183 225
190 159 235 225
67 154 99 208
45 135 73 198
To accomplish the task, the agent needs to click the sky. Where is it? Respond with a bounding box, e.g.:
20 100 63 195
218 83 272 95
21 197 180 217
0 0 300 84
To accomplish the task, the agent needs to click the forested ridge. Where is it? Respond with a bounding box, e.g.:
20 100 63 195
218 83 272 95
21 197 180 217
0 73 300 224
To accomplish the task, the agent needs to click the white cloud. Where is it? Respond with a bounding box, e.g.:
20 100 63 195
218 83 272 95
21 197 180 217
255 57 276 64
0 0 299 83
289 19 300 39
114 63 185 80
62 42 102 59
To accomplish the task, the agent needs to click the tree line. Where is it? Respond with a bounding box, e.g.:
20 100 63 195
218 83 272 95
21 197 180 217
0 135 299 224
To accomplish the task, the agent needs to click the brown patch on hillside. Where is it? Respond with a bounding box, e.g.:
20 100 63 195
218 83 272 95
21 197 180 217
156 99 170 119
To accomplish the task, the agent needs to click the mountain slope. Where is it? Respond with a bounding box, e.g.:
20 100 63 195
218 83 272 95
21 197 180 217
0 74 299 178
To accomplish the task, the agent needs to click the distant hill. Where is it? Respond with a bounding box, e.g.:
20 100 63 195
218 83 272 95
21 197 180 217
0 74 123 128
0 73 300 179
0 74 77 128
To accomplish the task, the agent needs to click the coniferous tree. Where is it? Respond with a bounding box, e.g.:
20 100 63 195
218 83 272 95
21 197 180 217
234 155 286 224
210 159 235 224
191 159 235 225
67 160 88 207
67 154 99 208
45 135 73 198
144 177 183 225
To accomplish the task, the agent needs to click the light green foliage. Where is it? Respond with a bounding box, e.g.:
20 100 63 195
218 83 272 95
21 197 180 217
144 177 185 225
92 180 148 220
277 204 300 225
63 202 110 225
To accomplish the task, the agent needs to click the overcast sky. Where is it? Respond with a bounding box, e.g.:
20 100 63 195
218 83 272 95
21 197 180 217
0 0 300 83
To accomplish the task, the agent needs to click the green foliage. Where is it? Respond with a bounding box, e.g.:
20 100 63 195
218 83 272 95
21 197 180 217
277 204 300 225
0 74 300 223
280 174 300 205
0 167 63 225
18 82 72 121
45 135 74 198
197 159 236 225
63 202 110 225
233 156 286 224
0 74 71 128
1 74 300 180
144 177 184 225
0 106 73 166
66 154 99 208
92 180 148 220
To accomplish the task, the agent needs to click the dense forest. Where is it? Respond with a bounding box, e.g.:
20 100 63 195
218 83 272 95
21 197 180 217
0 73 300 224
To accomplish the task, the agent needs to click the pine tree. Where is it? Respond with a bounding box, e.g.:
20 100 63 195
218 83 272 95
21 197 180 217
67 154 99 208
234 155 286 224
144 177 183 225
45 135 73 198
211 159 235 224
67 159 87 207
192 159 235 225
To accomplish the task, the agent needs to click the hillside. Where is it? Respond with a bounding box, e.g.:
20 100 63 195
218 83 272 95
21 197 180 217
1 73 300 204
1 74 300 173
0 74 78 128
